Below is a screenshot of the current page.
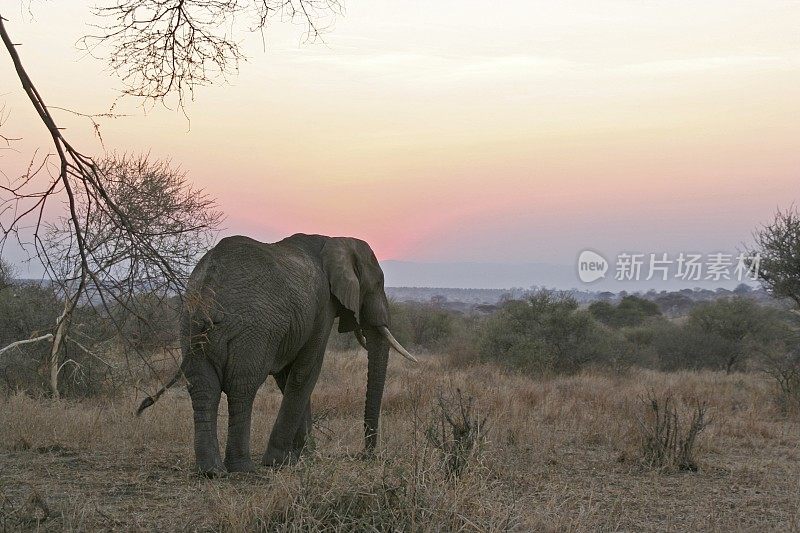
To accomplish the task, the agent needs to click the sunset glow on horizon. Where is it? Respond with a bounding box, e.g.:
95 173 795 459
3 0 799 271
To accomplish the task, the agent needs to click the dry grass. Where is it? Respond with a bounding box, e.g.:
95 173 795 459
1 351 799 531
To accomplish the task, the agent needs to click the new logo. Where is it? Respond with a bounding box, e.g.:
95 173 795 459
577 250 608 283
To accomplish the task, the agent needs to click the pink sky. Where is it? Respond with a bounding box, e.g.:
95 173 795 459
2 0 799 269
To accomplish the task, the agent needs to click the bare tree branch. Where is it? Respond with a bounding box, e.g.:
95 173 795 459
1 16 221 396
81 0 343 107
1 1 339 396
0 101 21 151
0 333 53 357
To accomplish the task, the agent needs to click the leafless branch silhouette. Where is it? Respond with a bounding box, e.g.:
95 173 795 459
81 0 343 107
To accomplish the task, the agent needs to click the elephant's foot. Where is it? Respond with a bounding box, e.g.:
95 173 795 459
197 461 227 478
262 447 301 469
225 457 257 473
196 450 226 478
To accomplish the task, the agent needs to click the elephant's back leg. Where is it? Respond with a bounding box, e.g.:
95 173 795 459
183 353 225 476
219 328 276 471
219 327 277 391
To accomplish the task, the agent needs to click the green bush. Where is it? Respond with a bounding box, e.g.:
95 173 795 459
0 258 15 291
402 302 456 350
0 284 61 348
654 321 733 371
589 295 662 328
106 293 181 352
623 298 794 372
442 314 483 367
478 291 623 374
687 297 787 373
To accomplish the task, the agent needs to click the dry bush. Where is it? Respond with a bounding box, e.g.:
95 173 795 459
635 392 710 472
425 388 488 479
761 346 800 416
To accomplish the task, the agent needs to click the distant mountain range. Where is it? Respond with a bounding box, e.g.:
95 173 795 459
13 259 755 294
380 261 573 290
380 260 752 291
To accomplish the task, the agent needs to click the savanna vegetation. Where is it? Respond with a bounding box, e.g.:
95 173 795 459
3 1 798 529
1 344 799 530
2 206 800 530
1 279 800 530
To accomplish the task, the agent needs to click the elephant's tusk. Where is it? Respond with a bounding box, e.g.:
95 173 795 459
378 326 419 363
355 330 368 350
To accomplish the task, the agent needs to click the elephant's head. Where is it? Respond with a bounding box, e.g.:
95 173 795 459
321 237 417 451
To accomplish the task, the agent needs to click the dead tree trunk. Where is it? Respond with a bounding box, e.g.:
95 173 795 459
48 297 74 399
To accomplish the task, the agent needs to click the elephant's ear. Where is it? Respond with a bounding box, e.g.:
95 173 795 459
321 238 361 332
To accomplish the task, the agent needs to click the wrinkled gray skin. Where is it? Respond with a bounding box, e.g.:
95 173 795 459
139 234 397 475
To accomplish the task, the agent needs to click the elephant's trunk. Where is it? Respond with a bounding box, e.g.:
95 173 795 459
363 326 389 452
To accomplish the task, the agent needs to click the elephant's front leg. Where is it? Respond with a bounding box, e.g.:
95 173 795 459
263 342 325 467
273 366 313 453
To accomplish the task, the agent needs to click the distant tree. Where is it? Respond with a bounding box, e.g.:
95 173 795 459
587 300 615 324
430 295 447 306
751 208 800 307
0 257 14 291
589 295 661 328
733 283 753 295
653 292 695 317
616 296 661 326
687 298 776 373
480 291 618 373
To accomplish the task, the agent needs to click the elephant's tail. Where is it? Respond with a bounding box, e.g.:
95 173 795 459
138 271 219 416
136 367 184 415
137 296 215 416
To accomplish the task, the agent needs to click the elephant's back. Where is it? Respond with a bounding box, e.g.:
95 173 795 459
206 235 320 285
190 236 325 326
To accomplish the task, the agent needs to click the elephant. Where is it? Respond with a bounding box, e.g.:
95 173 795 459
137 233 416 475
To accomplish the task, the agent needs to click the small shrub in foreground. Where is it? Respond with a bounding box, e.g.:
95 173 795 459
425 388 488 479
761 344 800 415
635 392 710 472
